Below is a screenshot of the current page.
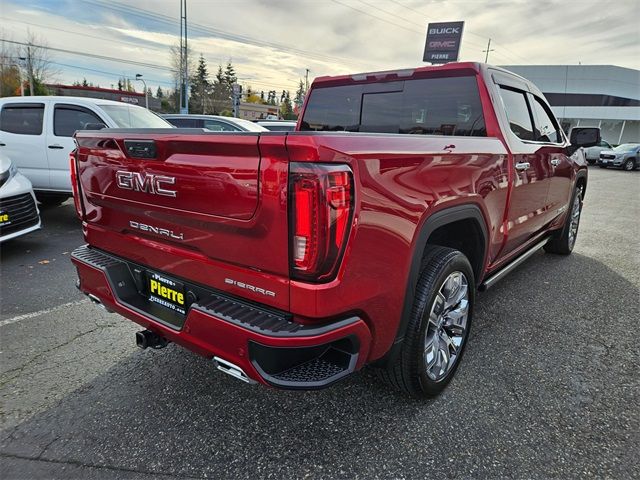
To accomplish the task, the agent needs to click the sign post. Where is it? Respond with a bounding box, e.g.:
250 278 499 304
423 21 464 64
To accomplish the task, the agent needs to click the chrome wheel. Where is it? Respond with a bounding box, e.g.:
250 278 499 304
624 159 634 171
568 186 583 249
423 271 469 381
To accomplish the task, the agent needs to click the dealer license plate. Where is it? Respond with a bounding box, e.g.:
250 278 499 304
147 271 186 316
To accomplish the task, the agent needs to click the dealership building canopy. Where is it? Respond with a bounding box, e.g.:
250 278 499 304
501 65 639 144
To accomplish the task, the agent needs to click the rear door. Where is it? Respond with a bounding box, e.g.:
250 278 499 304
0 101 49 190
47 103 107 191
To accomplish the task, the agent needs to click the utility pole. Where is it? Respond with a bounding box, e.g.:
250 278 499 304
483 38 494 64
26 44 34 96
179 0 189 113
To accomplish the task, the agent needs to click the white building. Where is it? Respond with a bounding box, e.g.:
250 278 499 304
501 65 639 144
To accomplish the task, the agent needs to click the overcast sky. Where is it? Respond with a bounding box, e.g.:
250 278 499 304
1 0 639 95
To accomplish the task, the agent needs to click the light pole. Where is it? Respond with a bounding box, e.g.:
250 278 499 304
135 74 148 109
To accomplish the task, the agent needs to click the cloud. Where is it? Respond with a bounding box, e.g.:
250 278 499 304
1 0 637 96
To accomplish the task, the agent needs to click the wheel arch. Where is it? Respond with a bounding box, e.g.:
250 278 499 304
375 203 489 366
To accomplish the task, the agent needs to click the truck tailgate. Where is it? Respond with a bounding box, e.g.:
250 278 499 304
74 131 290 307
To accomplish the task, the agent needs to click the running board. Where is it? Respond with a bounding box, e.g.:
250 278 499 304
479 238 549 291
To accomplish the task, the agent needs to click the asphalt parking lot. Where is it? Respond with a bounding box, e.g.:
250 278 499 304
0 166 638 479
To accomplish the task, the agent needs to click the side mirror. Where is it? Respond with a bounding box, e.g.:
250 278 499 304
567 127 601 156
84 123 107 130
570 127 600 148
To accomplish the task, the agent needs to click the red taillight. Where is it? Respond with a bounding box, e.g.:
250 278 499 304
69 149 83 219
289 163 353 282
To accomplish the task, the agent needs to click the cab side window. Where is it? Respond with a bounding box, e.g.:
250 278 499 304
499 87 534 141
530 96 561 143
0 104 45 135
54 105 105 137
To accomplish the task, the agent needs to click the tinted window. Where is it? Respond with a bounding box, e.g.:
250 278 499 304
0 104 45 135
204 120 238 132
165 117 200 128
301 76 486 136
531 96 560 143
54 106 104 137
499 88 534 140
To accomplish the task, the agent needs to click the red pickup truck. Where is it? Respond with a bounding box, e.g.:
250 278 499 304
71 63 599 397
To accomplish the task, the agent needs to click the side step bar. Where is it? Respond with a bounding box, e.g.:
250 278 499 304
479 238 549 291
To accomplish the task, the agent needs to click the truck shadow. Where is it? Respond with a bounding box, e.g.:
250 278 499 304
1 251 638 478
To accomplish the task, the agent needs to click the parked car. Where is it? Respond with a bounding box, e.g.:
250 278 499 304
0 153 40 243
597 143 640 170
0 96 172 206
71 63 598 398
163 114 268 132
256 120 297 131
584 139 612 164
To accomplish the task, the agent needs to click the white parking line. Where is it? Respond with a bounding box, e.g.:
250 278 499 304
0 299 89 328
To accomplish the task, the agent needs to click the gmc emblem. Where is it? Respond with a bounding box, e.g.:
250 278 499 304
115 171 177 197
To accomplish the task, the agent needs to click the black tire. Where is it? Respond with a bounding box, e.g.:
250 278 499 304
36 193 70 207
623 158 635 171
377 246 475 398
544 183 584 255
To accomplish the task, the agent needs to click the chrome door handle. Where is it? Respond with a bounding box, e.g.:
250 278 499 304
515 162 530 171
550 159 560 166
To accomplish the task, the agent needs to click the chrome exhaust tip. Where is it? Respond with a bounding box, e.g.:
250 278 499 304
212 356 257 384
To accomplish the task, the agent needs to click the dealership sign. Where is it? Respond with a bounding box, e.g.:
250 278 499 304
423 21 464 64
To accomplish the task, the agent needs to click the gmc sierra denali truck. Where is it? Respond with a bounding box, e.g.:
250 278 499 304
71 63 599 397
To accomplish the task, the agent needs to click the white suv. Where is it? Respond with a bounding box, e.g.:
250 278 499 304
0 97 172 206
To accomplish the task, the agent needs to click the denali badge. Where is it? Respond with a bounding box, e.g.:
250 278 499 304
116 171 177 197
225 278 276 297
129 220 184 240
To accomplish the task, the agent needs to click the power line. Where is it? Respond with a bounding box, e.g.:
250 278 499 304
81 0 378 69
354 0 425 29
329 0 423 35
0 39 174 72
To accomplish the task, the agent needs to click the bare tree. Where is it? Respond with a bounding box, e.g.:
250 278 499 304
19 30 58 95
169 43 195 111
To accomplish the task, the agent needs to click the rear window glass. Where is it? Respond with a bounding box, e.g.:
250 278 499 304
99 105 171 128
0 104 45 135
300 76 486 137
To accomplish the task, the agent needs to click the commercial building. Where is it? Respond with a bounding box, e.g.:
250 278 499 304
45 84 161 111
502 65 639 144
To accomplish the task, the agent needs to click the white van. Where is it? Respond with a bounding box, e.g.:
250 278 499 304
0 96 172 205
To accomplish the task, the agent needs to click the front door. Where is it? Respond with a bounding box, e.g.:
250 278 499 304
46 103 106 191
498 87 553 257
528 93 572 224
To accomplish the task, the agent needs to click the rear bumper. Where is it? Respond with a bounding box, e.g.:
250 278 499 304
71 245 371 389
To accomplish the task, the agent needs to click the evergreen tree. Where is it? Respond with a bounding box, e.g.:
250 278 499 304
82 78 89 87
190 54 212 114
294 79 306 109
117 79 123 91
212 64 231 114
223 61 236 87
280 91 295 120
156 86 164 99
